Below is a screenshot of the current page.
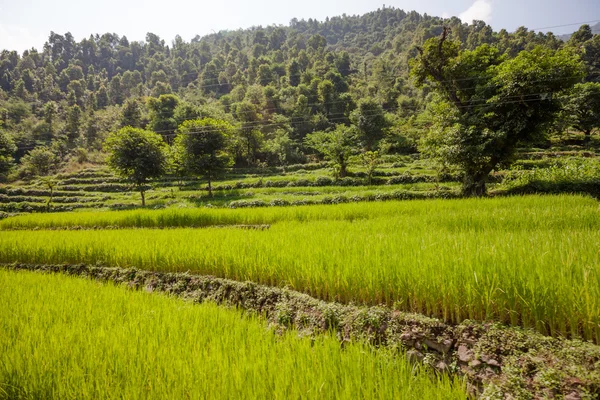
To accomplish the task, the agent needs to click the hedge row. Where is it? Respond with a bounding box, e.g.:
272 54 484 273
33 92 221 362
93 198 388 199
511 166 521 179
227 189 460 208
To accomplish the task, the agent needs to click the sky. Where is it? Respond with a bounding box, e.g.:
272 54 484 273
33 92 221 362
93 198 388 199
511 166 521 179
0 0 599 53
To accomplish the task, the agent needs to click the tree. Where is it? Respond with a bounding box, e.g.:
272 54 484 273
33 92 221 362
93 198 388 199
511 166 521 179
96 85 109 109
173 118 233 196
147 94 180 137
233 101 263 165
288 59 301 87
20 146 59 177
120 98 143 128
104 127 167 206
360 151 380 185
568 25 593 47
40 176 58 211
350 99 389 151
0 126 16 177
109 75 124 105
562 82 600 144
411 29 583 196
65 105 82 144
305 125 357 178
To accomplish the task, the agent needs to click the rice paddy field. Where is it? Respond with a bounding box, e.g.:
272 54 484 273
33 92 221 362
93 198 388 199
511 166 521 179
0 269 467 399
1 195 599 343
2 192 600 398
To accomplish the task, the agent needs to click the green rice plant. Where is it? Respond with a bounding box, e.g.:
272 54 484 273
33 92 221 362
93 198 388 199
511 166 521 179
0 193 542 231
0 270 467 399
0 195 599 341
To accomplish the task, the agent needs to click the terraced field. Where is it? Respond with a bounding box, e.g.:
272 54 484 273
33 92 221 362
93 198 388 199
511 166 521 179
0 155 467 213
0 270 468 399
2 147 600 398
2 195 599 342
2 146 599 215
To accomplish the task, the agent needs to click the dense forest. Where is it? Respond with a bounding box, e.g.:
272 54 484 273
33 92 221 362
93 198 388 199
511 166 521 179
0 7 598 191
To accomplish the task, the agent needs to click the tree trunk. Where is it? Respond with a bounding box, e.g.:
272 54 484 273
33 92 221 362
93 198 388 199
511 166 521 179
339 157 347 178
207 178 213 197
584 130 591 145
462 173 488 197
47 187 54 212
140 189 146 206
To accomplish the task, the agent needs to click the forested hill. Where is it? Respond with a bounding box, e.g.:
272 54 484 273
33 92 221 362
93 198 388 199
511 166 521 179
0 7 598 173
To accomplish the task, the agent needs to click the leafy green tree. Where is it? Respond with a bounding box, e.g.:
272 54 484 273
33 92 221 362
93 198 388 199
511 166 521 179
563 82 600 144
0 125 16 177
568 25 594 47
350 98 389 151
411 30 583 196
581 35 600 82
305 125 357 178
120 98 143 128
104 127 167 206
264 121 302 166
65 105 82 144
96 85 109 109
173 118 233 196
147 94 180 136
336 51 351 77
109 75 124 105
360 151 380 185
173 102 201 126
20 146 59 177
288 59 301 87
233 101 263 165
318 79 336 117
40 176 58 211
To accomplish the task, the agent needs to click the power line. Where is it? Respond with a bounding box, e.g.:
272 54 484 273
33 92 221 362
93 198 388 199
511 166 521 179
155 91 600 139
12 85 593 151
145 75 587 135
530 20 600 32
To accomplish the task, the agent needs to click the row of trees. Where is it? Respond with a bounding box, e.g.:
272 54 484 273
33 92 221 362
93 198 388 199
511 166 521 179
104 115 384 205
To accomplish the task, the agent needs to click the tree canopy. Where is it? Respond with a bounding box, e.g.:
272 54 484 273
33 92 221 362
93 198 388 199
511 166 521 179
173 118 233 196
104 127 167 205
0 7 595 191
412 28 583 195
562 82 600 144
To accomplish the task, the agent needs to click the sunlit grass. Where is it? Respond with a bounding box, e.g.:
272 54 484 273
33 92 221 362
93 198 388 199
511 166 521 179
0 270 467 399
1 195 599 341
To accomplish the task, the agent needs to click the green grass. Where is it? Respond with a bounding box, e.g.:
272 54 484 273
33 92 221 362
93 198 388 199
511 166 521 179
1 195 599 341
0 270 467 399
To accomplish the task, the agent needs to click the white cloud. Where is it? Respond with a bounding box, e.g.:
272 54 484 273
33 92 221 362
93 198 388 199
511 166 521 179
0 23 46 53
459 0 493 24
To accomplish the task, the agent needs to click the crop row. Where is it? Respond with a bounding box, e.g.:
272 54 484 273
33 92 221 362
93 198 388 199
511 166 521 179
0 195 562 230
0 269 466 399
0 187 110 198
0 201 108 213
0 194 110 204
1 195 598 341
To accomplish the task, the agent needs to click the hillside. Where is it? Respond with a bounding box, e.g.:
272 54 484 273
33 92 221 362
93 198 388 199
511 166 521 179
0 7 589 167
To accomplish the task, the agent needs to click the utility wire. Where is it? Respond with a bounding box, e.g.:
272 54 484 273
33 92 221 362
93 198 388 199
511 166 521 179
13 87 595 151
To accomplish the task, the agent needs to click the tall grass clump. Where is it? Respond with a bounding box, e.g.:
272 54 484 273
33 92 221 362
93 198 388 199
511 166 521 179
0 270 467 399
